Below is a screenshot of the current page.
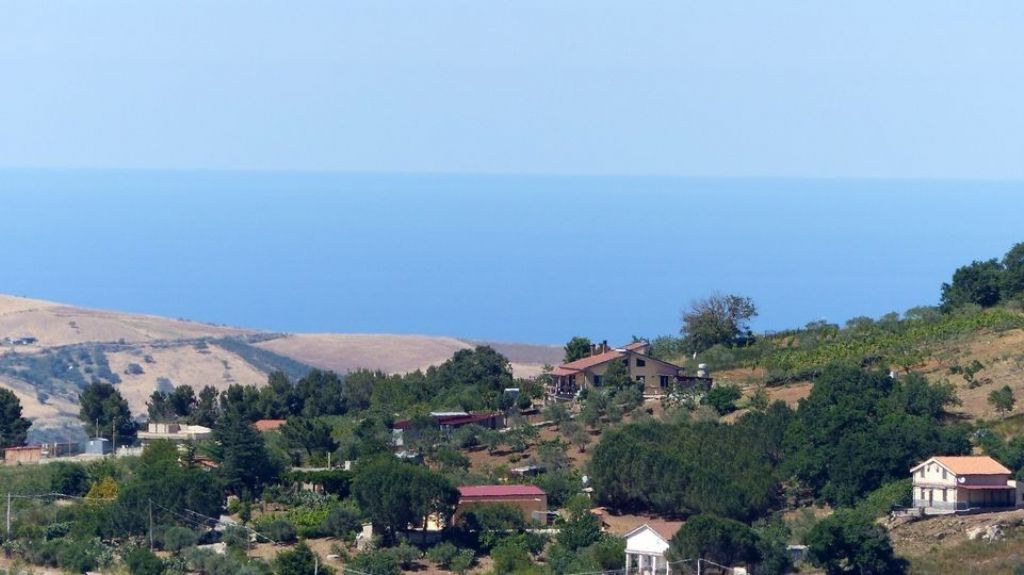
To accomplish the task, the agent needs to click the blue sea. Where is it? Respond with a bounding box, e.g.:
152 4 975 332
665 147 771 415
1 169 1022 344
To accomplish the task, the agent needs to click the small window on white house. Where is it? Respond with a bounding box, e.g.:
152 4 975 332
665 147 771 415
942 469 947 480
919 469 924 478
942 489 947 502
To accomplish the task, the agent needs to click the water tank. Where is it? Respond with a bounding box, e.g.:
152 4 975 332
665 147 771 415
696 363 709 378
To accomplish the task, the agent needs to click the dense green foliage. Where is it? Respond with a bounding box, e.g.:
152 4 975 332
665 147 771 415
589 404 790 521
563 336 593 363
668 514 761 567
941 242 1024 310
0 387 31 447
78 380 138 440
806 510 907 574
785 365 969 506
680 293 758 353
352 455 458 541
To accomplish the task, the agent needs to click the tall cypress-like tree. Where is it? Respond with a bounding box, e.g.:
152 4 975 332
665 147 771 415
212 410 280 496
0 388 31 447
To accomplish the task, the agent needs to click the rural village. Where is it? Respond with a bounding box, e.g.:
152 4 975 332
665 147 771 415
2 240 1024 575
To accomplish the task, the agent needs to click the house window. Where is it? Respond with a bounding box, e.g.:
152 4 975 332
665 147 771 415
635 376 646 384
942 489 947 502
636 358 646 367
942 469 947 480
660 375 670 388
918 469 924 478
593 375 602 386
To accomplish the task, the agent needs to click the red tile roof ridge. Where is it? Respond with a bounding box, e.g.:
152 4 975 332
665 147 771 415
458 485 547 498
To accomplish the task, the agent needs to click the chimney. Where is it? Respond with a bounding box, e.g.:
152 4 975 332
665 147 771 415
590 343 597 356
602 340 609 353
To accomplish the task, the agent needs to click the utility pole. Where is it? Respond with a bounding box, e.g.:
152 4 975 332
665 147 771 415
149 499 154 550
5 492 11 537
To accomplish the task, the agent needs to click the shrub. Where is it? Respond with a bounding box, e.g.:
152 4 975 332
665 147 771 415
50 462 90 496
125 363 145 375
323 503 362 539
159 526 198 552
125 547 165 575
427 542 459 568
262 518 297 543
349 549 401 575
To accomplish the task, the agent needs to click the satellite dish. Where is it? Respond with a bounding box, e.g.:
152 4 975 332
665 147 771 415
957 476 965 484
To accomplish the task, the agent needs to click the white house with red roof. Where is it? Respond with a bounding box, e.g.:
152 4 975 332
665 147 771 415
911 455 1024 513
624 520 683 575
549 340 706 398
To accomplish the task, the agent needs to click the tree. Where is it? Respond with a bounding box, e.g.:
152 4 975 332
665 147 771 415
564 336 594 363
169 385 197 418
668 514 760 567
681 293 758 353
280 417 339 459
125 548 165 575
940 259 1004 310
50 462 90 496
273 541 333 575
211 411 281 496
784 365 969 506
0 388 31 447
601 357 633 389
558 494 602 551
350 549 400 575
989 385 1016 414
703 384 742 415
191 385 220 427
1003 242 1024 300
806 511 906 574
78 381 138 440
146 391 174 422
543 402 571 430
352 456 458 541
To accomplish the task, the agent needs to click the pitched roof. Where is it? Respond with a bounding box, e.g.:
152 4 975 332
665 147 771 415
625 520 684 543
912 456 1011 475
458 485 546 498
625 341 649 352
558 350 625 371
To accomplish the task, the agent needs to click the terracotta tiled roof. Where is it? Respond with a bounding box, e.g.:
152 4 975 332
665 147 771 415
625 341 649 351
559 350 625 371
252 419 287 432
934 456 1011 475
458 485 546 498
913 456 1012 476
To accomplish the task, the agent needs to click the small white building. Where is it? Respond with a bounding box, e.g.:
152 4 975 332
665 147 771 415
624 521 683 575
911 455 1024 513
138 422 213 444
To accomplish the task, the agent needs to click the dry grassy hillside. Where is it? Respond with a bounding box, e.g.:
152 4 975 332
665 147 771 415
716 326 1024 424
0 294 249 347
257 334 561 378
0 294 561 441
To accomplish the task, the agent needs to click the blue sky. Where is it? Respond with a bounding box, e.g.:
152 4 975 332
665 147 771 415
2 2 1024 178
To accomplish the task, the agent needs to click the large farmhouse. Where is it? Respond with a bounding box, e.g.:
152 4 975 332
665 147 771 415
549 340 708 398
911 455 1024 513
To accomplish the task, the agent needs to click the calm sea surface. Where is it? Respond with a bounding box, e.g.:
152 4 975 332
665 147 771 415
1 170 1022 344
